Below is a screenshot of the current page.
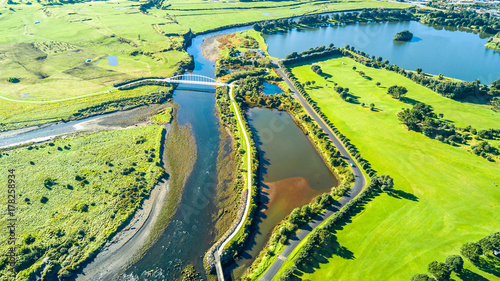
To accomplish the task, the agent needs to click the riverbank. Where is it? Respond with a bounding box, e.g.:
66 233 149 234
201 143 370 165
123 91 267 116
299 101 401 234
201 34 224 61
0 125 166 279
0 104 172 149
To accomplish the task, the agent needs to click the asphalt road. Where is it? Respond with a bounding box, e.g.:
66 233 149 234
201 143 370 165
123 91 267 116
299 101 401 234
259 65 367 281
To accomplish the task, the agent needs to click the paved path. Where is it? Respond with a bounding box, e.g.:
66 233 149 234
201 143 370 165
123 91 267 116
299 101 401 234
215 84 253 281
259 64 367 281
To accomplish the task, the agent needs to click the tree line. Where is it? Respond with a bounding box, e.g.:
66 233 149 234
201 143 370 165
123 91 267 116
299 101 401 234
419 9 500 35
397 102 499 162
411 232 500 281
253 9 415 33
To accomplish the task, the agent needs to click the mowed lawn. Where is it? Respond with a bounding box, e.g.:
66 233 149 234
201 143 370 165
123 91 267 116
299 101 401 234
290 57 500 280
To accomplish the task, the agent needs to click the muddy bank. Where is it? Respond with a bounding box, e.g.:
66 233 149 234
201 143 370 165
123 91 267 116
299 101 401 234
75 178 171 281
201 34 224 61
0 104 170 149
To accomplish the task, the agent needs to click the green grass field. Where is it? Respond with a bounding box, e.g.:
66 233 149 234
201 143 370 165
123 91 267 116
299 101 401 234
0 0 189 101
0 125 164 279
163 0 410 33
285 57 500 280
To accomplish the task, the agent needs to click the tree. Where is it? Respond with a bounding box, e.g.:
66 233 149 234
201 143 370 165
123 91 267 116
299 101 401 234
445 255 464 273
370 103 375 111
387 85 408 100
427 261 451 281
376 56 382 62
394 30 413 41
7 77 20 83
378 175 394 191
492 78 500 90
461 242 483 262
359 71 365 76
253 23 262 32
311 64 322 75
410 273 433 281
376 82 381 87
352 66 357 70
438 73 444 80
416 68 423 74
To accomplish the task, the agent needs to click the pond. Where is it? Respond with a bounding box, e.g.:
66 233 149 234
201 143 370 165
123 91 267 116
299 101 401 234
263 21 500 84
228 107 338 280
107 55 118 66
262 82 284 95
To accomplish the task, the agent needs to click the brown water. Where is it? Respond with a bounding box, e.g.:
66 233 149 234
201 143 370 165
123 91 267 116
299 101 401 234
228 107 338 280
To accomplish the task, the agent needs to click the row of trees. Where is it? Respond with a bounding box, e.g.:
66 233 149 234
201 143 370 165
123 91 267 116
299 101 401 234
279 175 394 280
279 60 378 177
419 9 500 35
412 232 500 280
397 102 499 161
253 9 415 33
411 255 464 281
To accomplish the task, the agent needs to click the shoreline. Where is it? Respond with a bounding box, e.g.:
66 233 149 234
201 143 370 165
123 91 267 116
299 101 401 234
201 34 224 61
75 124 172 281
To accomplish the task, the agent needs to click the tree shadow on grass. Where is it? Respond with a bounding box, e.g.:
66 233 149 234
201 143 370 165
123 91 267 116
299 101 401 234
388 189 419 201
457 269 489 281
401 96 421 105
291 189 385 275
472 255 500 277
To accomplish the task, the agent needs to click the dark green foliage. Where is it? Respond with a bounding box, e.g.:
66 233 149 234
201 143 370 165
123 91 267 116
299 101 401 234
387 85 408 99
40 196 48 204
44 177 57 188
461 242 483 261
311 64 322 75
411 273 434 281
420 9 500 35
7 77 20 83
445 255 464 273
394 30 413 41
397 103 438 131
427 261 452 281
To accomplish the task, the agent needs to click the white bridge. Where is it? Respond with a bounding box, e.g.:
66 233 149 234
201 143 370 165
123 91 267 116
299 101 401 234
165 74 228 87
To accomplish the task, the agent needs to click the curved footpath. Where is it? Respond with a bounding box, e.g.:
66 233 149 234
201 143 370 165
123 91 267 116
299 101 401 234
215 84 253 281
259 64 367 281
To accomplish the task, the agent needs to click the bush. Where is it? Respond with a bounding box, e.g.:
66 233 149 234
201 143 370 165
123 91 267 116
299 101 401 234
7 77 20 83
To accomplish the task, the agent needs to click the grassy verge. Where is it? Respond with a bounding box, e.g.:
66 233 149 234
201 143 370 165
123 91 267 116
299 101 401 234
151 107 173 124
0 125 164 279
287 57 500 280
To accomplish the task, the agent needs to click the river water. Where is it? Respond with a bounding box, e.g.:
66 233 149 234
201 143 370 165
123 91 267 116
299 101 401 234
264 21 500 84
